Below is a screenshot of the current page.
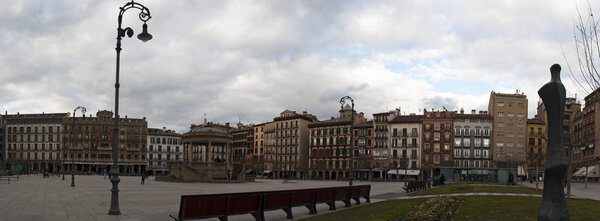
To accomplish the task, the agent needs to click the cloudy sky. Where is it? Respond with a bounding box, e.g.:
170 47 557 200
0 0 595 133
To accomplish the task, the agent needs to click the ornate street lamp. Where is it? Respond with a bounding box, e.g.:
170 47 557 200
340 96 354 186
71 106 86 187
109 0 152 215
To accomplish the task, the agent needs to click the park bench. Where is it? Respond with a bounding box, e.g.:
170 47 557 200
402 181 426 192
171 185 371 221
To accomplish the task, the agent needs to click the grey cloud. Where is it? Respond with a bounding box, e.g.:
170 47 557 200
421 96 458 111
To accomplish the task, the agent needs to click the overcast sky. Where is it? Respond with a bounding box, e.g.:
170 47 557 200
0 0 595 133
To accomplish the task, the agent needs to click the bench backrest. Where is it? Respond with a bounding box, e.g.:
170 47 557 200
179 185 370 220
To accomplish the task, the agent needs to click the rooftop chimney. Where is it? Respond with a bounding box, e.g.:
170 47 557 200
471 109 476 114
303 111 307 115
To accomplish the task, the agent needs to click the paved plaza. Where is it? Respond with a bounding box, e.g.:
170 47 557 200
521 181 600 201
0 174 408 221
3 175 599 221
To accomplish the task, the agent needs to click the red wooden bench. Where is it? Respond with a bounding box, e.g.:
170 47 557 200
171 185 371 221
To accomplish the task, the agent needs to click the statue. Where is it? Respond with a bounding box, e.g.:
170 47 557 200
537 64 569 221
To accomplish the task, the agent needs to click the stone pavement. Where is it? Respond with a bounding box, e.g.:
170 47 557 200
521 181 600 201
0 174 407 221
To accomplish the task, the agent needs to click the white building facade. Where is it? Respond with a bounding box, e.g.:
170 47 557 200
147 127 183 175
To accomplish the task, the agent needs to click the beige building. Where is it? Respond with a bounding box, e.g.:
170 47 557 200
488 91 528 169
526 118 545 180
272 110 317 179
263 122 276 176
3 113 68 173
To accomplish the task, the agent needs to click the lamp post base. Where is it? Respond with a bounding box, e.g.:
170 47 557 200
108 167 121 215
71 173 75 187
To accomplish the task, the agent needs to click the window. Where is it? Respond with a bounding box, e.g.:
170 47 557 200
464 128 470 136
497 131 504 137
454 138 462 147
474 149 481 158
507 112 514 117
518 103 524 108
517 113 524 118
507 123 514 128
455 149 462 158
497 122 504 127
483 150 489 158
507 132 514 138
463 138 470 147
463 149 470 158
508 102 514 107
498 112 504 117
498 102 504 107
474 138 481 147
434 143 440 152
455 128 461 136
507 142 514 147
497 142 504 147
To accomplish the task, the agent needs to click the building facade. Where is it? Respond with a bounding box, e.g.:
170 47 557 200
488 91 528 170
147 127 183 175
63 110 148 175
388 114 422 180
453 110 493 182
421 110 454 180
3 112 68 173
526 118 545 180
272 110 317 179
263 122 276 177
581 90 600 171
352 121 374 180
308 106 365 180
372 111 396 179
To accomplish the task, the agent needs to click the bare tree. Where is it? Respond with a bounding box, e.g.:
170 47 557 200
564 1 600 190
565 2 600 96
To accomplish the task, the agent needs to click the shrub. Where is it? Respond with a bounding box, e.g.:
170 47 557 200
395 196 463 221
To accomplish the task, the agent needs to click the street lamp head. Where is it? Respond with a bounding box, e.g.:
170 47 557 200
137 23 152 42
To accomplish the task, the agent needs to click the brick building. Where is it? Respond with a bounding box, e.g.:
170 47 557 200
63 110 148 175
421 109 454 180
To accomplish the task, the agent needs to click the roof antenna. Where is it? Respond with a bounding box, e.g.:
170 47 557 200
204 113 207 124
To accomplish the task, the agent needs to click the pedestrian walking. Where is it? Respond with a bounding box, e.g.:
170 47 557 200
141 173 146 185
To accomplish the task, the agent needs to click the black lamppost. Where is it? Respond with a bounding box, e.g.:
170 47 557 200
340 96 354 186
71 106 86 187
109 0 152 215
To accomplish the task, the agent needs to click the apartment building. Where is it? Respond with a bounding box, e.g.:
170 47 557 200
63 110 148 175
388 114 422 180
372 110 400 180
352 121 374 180
421 110 454 180
453 110 493 182
488 91 528 170
272 110 317 179
526 118 545 180
147 127 183 175
3 112 68 173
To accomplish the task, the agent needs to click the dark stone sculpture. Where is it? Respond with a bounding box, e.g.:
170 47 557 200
537 64 569 221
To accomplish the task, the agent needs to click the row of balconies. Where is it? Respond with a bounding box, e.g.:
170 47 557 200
391 132 419 137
